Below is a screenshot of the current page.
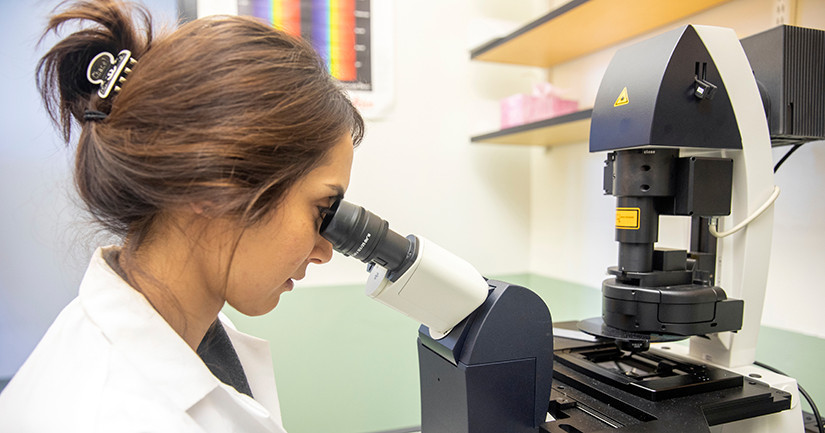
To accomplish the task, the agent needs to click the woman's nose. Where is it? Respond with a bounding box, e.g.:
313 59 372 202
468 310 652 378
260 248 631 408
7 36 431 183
310 235 334 264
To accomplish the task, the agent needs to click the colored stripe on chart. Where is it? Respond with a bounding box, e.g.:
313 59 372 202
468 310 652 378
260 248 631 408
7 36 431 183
272 0 301 36
330 0 356 81
311 0 330 67
247 0 358 81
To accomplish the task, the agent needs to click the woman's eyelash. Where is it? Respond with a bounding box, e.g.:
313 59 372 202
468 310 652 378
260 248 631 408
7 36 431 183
319 206 334 219
318 194 343 221
323 194 343 216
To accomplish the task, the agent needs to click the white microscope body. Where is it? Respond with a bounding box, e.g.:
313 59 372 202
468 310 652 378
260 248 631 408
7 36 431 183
672 25 801 432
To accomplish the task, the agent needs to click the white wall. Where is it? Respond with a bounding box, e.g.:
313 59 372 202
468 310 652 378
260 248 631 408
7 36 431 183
0 1 88 380
528 0 825 339
302 0 550 286
0 0 179 379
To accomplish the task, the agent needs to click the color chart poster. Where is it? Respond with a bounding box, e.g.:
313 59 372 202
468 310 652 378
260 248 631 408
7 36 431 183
192 0 394 118
237 0 372 91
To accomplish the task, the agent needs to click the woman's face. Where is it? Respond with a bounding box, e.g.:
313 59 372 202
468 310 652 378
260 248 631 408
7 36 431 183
222 134 354 315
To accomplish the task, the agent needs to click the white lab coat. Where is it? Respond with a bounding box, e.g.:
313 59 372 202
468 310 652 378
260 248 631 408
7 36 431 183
0 247 287 433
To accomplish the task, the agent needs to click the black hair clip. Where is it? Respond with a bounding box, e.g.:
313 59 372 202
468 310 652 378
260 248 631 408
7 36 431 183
86 49 137 99
83 110 108 122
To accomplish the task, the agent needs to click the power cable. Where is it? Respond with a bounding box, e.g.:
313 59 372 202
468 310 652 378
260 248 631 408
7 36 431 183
774 143 804 172
709 186 780 238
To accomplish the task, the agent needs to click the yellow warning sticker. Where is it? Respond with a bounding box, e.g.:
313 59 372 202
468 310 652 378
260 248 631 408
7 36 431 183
616 207 640 229
614 87 629 107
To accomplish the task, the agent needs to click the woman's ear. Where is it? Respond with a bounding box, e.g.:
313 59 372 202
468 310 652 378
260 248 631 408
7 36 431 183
189 201 216 218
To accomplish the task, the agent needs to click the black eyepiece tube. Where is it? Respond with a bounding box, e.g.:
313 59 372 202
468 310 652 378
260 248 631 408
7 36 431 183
319 199 414 274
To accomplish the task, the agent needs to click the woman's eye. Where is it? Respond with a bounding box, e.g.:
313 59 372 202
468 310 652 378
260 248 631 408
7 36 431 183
315 195 341 228
316 206 331 227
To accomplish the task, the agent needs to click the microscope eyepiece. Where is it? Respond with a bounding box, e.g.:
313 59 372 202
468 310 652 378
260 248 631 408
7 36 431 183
319 198 490 338
319 199 416 278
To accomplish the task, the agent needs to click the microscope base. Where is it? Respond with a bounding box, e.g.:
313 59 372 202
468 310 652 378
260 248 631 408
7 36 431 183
543 324 794 433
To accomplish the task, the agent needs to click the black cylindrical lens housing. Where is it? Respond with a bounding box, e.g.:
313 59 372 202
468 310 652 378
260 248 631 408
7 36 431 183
319 199 413 273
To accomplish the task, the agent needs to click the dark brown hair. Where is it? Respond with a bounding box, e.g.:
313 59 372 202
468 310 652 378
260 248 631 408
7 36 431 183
37 0 364 252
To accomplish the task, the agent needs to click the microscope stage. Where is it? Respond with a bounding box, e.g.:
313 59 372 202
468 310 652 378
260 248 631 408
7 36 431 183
544 322 793 432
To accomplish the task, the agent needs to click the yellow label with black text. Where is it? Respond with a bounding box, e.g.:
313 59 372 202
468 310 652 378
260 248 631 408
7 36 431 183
614 87 629 107
616 208 640 229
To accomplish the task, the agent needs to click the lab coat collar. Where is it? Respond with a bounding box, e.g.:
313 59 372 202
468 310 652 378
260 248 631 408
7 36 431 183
78 246 221 412
221 317 283 423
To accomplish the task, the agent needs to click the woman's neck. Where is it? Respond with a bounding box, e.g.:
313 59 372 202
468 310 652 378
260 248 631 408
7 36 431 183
119 216 229 351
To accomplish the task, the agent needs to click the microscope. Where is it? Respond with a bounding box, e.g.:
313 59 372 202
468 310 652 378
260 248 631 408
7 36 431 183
319 23 823 433
320 200 554 433
551 24 823 433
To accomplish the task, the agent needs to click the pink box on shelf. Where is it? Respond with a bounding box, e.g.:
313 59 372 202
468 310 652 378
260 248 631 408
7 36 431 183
500 83 579 130
500 93 531 129
527 96 578 123
527 82 578 123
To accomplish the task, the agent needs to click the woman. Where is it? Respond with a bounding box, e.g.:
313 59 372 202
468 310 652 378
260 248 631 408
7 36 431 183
0 1 363 431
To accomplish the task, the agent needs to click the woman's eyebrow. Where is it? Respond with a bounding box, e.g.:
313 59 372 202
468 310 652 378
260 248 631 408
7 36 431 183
325 184 345 198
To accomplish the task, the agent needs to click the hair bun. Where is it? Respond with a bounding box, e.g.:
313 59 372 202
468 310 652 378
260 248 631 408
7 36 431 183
37 0 153 141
